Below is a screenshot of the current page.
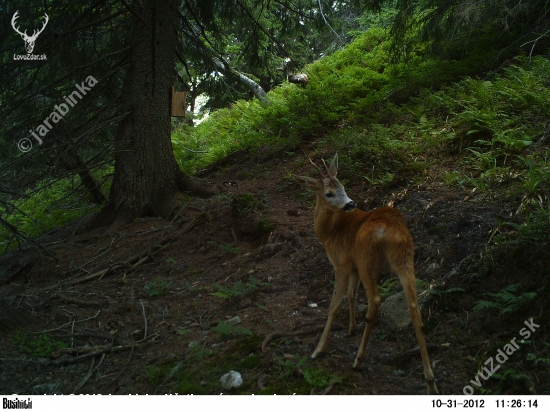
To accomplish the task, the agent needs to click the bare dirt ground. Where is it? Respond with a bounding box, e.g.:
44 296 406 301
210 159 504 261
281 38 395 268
0 148 547 395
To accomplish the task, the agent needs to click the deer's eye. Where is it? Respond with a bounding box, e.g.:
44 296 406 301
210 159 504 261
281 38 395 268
326 193 334 198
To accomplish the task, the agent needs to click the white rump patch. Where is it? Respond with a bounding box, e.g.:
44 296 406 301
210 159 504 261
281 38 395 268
375 226 386 238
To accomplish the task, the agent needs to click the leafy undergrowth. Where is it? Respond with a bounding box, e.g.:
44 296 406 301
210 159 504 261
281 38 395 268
171 26 518 175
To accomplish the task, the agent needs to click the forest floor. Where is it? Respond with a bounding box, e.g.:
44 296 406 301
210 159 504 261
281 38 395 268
0 147 547 395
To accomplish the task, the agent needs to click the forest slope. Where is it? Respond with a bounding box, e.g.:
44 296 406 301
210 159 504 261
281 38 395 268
1 29 549 395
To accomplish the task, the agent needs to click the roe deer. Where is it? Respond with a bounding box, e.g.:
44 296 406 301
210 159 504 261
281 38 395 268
293 153 438 395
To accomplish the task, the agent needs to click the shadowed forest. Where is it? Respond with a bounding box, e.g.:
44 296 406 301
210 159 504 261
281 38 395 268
0 0 549 395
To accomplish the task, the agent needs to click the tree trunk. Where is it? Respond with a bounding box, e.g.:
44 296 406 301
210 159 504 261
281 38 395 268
97 0 212 227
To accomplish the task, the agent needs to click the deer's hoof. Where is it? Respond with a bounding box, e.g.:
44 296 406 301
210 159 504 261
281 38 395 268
427 381 439 395
352 358 363 369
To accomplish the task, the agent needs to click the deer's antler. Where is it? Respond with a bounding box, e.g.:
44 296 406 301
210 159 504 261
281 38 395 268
320 158 332 178
308 157 327 179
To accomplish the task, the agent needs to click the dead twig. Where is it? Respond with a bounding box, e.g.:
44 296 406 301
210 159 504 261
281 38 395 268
140 300 147 340
257 374 268 390
105 341 134 386
320 383 335 395
51 332 122 344
73 357 95 393
93 353 106 372
31 310 101 334
55 345 110 356
47 334 157 366
66 213 204 285
56 293 101 307
0 357 40 363
261 322 345 353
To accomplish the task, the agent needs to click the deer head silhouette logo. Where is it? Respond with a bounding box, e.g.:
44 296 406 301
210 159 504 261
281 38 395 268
11 11 49 54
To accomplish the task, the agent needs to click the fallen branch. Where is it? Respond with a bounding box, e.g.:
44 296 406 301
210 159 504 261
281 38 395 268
261 322 345 353
52 332 122 344
93 353 106 372
31 310 102 334
73 358 94 393
56 293 101 307
231 227 238 244
309 382 334 395
65 213 204 285
105 341 134 386
54 345 110 356
47 334 158 366
140 299 148 340
65 256 142 285
320 383 335 395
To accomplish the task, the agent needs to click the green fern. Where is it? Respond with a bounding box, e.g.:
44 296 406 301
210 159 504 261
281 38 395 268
527 342 550 366
473 283 537 315
211 275 270 299
429 287 466 297
379 278 399 298
213 321 253 339
491 368 535 394
303 368 341 389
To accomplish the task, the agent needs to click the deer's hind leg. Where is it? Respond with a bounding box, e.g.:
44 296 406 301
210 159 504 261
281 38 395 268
352 268 381 369
392 260 439 395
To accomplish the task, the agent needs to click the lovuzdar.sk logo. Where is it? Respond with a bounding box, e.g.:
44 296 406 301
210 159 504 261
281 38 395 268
3 398 32 410
11 10 48 61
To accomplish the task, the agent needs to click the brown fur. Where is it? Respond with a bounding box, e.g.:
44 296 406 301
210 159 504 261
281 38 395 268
294 154 439 395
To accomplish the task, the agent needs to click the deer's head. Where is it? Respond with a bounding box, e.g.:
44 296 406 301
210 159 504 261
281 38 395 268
293 153 356 212
12 11 49 54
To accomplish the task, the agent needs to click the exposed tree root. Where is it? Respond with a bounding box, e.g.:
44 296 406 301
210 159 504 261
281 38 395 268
80 170 214 231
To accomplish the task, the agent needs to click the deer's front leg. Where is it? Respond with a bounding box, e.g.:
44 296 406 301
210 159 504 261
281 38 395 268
347 271 360 335
312 266 350 359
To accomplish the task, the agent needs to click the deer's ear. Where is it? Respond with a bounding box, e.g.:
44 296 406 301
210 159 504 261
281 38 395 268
328 153 338 177
293 175 322 191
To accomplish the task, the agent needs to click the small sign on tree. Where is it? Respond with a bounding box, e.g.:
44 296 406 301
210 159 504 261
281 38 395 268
170 86 186 117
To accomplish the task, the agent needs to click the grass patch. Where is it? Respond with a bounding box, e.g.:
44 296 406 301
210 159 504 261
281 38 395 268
211 275 270 299
303 368 342 390
213 321 253 339
145 278 171 297
13 333 68 357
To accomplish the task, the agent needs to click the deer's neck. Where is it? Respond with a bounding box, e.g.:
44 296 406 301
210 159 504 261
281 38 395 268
313 198 356 245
